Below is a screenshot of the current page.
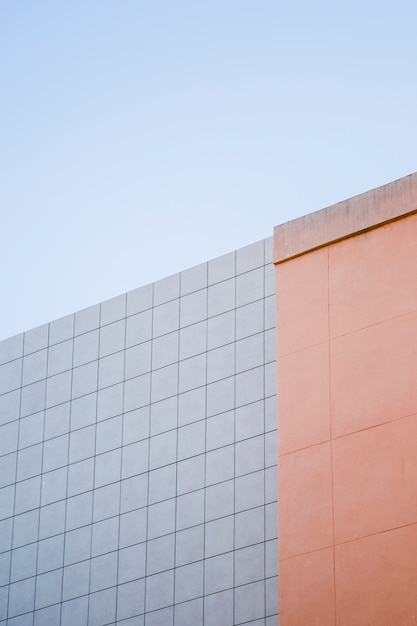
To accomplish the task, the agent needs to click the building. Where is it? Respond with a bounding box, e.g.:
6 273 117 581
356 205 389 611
0 237 278 626
1 172 417 625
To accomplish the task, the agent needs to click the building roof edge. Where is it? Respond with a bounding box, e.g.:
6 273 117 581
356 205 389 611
273 172 417 264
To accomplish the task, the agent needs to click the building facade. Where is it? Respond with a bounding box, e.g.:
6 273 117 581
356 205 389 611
2 172 417 625
0 238 278 625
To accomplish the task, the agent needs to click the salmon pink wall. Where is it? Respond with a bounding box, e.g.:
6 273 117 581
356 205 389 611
274 174 417 625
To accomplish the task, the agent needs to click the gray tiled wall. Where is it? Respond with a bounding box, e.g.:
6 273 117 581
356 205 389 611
0 238 278 626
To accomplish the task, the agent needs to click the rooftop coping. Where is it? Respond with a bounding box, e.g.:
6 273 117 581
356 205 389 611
273 172 417 264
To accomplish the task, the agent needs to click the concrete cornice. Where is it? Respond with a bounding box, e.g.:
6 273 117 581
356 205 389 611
273 172 417 264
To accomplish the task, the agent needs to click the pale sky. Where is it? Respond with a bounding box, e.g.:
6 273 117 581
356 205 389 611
1 1 416 340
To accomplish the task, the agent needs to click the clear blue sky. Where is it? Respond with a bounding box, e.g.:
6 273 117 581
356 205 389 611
1 1 416 340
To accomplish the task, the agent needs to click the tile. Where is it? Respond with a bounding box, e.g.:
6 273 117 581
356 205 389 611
234 581 265 624
37 534 64 574
47 339 73 376
98 351 124 389
235 333 264 374
278 342 330 455
96 414 122 454
235 400 264 442
66 491 93 531
8 577 35 617
126 309 152 348
279 443 333 559
118 542 146 583
208 251 235 285
124 373 151 411
124 406 150 444
119 508 147 548
73 329 99 367
176 489 205 530
178 387 206 427
177 420 205 460
97 382 123 421
180 262 207 295
93 481 120 521
333 413 417 544
207 310 235 350
180 289 207 327
127 283 153 316
120 473 148 513
94 448 121 488
204 589 233 626
236 267 264 307
235 435 264 476
100 293 126 325
236 366 264 407
90 551 118 592
235 471 265 513
38 500 65 539
150 397 177 436
208 278 235 317
175 524 204 566
24 324 48 355
49 314 74 345
177 454 205 495
152 300 180 338
205 515 234 557
44 402 70 439
125 342 152 379
279 547 335 626
174 598 203 626
204 552 233 594
148 499 176 539
99 319 125 357
154 273 180 305
206 411 234 451
206 445 234 486
151 364 178 402
147 533 175 575
0 359 22 395
236 300 264 340
15 475 41 513
235 506 265 549
152 332 178 370
35 569 62 608
275 247 328 356
206 377 234 417
64 525 91 565
175 561 203 603
146 570 174 612
71 362 97 399
237 240 265 274
207 343 234 383
88 587 117 624
179 321 207 360
91 516 119 556
0 389 20 426
235 543 264 586
0 333 23 364
205 480 234 521
149 464 176 503
74 304 100 336
116 579 145 621
22 349 47 385
331 311 417 437
149 430 177 469
11 543 38 582
61 596 88 626
178 353 206 393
